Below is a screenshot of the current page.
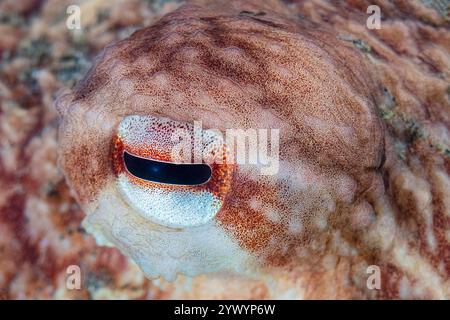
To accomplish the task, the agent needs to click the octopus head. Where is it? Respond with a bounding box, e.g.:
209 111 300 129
56 3 384 280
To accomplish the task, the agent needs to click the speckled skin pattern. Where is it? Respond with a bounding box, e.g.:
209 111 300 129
0 0 449 299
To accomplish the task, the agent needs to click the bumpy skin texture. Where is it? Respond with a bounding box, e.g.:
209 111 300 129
54 0 449 298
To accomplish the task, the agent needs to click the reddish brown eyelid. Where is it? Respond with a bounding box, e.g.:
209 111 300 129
111 133 235 201
112 134 125 176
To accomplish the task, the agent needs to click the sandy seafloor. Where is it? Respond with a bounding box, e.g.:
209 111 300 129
0 0 449 299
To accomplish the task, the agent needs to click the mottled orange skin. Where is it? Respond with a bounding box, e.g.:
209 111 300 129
50 1 450 298
0 0 450 299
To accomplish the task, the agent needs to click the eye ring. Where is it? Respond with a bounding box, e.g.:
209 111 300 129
123 151 212 186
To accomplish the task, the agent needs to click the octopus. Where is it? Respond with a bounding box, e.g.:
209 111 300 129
1 0 449 299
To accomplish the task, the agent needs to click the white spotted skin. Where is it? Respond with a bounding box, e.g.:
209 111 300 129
117 174 221 228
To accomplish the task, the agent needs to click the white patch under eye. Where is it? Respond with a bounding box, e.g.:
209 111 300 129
117 174 222 228
82 183 252 280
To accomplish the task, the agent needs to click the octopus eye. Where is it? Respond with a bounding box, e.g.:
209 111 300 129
123 151 212 186
112 115 233 229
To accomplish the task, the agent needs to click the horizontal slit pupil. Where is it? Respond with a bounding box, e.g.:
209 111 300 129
123 151 212 186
